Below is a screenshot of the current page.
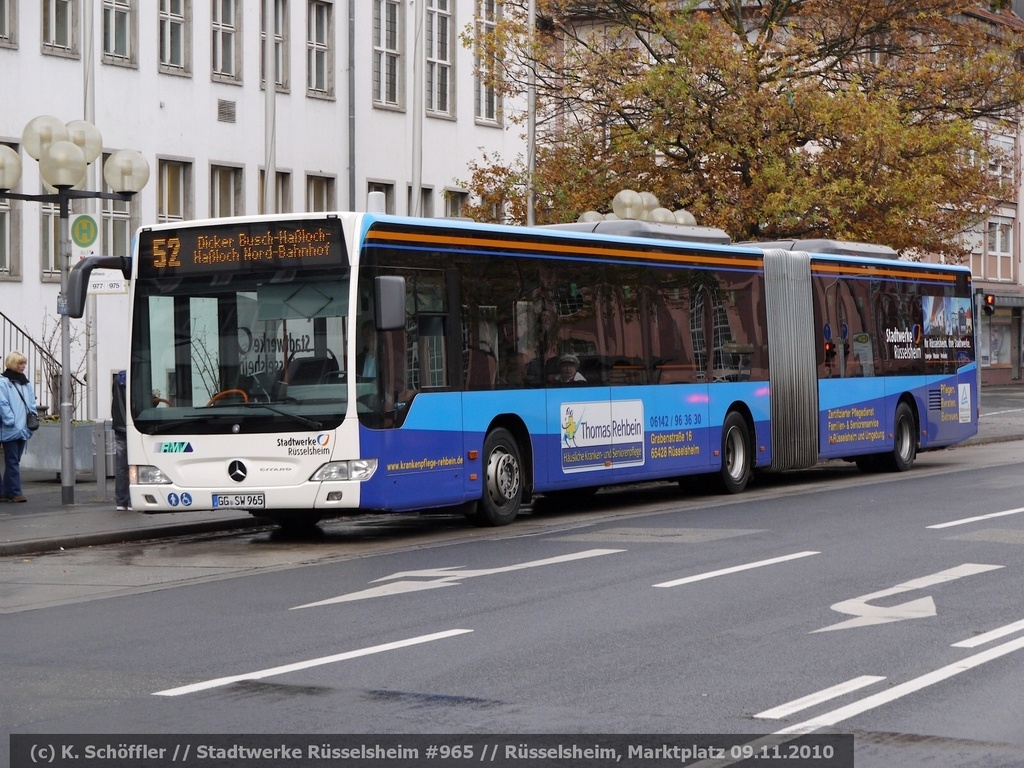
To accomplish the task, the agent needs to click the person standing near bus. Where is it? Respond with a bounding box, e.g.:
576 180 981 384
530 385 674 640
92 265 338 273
356 320 377 379
111 370 131 511
0 351 39 503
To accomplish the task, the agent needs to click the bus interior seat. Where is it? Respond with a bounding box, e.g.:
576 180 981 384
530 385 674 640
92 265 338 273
286 354 340 385
607 359 645 385
465 347 497 389
653 360 693 384
579 357 605 385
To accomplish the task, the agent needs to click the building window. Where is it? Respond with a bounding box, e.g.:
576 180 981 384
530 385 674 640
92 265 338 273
306 174 334 212
261 0 288 90
444 189 468 218
212 0 240 81
259 170 291 214
0 194 10 275
158 160 190 223
307 0 333 96
102 0 135 65
43 0 78 56
426 0 452 115
101 154 133 259
41 197 60 278
368 181 395 213
210 165 242 217
408 185 433 217
474 0 499 123
1 143 20 278
159 0 190 73
985 215 1014 283
980 316 1011 368
373 0 401 107
1 0 18 47
988 133 1015 194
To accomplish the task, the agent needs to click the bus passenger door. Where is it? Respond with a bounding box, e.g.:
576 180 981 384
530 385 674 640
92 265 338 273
364 267 467 512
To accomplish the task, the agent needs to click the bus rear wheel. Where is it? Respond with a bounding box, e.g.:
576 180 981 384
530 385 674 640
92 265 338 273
475 428 523 526
882 401 917 472
719 411 753 494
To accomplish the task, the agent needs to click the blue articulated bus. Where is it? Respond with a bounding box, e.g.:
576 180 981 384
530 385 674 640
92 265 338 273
69 212 977 529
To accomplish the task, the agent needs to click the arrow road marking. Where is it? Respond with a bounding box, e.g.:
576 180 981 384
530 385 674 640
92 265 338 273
291 549 624 609
813 563 1003 633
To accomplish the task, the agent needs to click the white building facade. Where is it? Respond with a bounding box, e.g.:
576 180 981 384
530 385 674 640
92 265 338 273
0 0 522 420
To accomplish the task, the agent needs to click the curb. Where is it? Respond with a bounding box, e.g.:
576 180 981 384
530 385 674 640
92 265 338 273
0 516 265 557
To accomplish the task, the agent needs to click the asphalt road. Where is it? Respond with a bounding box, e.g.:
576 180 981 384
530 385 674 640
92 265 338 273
4 438 1024 768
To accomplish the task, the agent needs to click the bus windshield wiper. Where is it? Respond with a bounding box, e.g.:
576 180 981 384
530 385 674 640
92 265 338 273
145 415 210 434
242 402 324 429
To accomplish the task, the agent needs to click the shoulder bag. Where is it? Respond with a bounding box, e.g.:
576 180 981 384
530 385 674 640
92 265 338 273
14 385 39 431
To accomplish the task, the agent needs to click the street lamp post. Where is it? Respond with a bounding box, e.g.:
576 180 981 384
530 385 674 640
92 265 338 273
0 116 148 505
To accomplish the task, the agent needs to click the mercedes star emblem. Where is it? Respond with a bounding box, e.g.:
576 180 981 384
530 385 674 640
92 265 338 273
228 460 248 483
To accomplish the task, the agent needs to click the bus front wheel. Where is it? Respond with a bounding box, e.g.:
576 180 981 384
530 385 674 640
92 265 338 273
719 411 753 494
475 428 523 526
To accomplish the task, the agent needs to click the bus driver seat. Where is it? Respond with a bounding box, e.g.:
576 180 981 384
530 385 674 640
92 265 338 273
285 352 340 385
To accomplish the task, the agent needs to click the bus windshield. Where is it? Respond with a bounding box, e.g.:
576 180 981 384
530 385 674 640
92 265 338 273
130 267 351 434
132 268 350 434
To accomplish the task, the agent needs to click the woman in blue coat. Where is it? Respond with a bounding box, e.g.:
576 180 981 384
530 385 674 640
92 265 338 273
0 350 39 502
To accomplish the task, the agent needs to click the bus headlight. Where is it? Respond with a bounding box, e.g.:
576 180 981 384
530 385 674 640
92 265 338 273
310 459 378 482
135 465 173 485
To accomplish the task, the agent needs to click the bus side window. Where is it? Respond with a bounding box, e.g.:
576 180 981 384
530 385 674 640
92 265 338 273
466 346 497 389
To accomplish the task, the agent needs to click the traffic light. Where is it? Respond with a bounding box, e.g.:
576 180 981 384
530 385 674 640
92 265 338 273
983 294 996 316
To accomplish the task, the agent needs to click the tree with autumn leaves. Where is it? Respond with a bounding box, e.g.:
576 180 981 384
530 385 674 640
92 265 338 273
462 0 1024 260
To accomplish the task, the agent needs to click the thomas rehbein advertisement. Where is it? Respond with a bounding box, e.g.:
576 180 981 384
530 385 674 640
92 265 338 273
560 400 645 473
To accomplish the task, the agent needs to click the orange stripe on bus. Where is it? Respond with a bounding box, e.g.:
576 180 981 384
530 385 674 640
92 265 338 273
365 230 763 269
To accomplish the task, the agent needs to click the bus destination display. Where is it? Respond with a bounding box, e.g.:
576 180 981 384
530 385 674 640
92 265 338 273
138 219 344 277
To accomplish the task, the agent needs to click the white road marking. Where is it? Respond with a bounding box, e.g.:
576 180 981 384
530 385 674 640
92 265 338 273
754 675 886 720
292 549 625 609
653 551 819 588
981 408 1024 417
952 618 1024 648
813 563 1003 632
776 633 1024 735
152 629 472 696
927 507 1024 529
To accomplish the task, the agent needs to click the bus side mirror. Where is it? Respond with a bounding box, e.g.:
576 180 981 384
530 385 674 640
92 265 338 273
68 256 132 318
375 275 406 331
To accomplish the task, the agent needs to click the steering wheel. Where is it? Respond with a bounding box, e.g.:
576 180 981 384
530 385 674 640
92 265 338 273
207 389 250 406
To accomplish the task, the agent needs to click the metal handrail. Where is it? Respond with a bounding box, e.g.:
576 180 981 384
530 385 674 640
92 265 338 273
0 310 86 419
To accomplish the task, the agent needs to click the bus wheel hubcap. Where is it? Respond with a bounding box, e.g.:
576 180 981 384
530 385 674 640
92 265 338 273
487 449 520 504
726 429 745 479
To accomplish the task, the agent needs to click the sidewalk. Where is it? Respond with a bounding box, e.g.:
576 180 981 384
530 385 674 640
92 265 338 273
3 391 1023 557
0 469 260 557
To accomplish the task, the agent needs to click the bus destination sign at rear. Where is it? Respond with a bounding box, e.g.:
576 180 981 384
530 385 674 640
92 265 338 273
138 219 344 276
